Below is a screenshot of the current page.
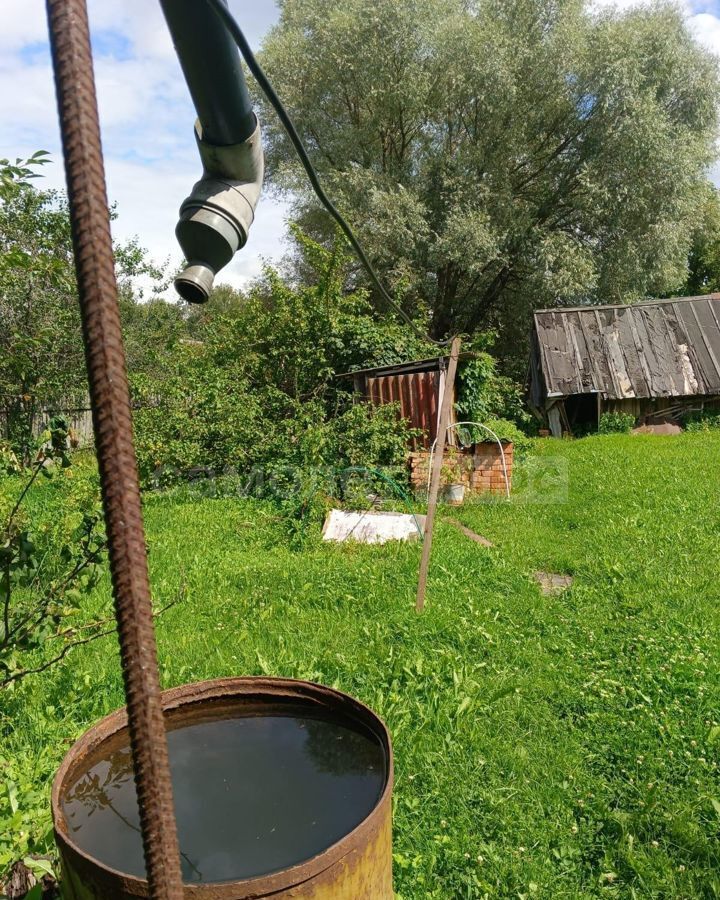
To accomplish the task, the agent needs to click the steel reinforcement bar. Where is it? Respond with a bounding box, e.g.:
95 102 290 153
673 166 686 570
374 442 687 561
45 1 184 897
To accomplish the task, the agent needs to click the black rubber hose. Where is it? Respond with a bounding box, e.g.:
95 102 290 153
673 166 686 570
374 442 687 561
160 0 256 146
205 0 450 346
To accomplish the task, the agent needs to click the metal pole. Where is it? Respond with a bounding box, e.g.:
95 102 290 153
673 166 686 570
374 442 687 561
45 2 184 897
416 337 461 612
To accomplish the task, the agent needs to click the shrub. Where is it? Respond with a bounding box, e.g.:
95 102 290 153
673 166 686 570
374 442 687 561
0 441 21 476
132 234 423 494
128 232 534 520
683 410 720 432
132 357 266 487
456 336 532 432
599 411 636 434
330 402 413 474
0 419 109 690
474 417 533 455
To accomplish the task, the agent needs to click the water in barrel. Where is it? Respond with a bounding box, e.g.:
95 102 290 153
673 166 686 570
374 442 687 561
61 711 387 883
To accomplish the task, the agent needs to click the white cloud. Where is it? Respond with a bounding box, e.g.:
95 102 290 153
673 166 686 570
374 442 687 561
0 1 51 51
689 12 720 54
87 0 176 60
4 0 720 293
1 0 286 297
0 59 58 151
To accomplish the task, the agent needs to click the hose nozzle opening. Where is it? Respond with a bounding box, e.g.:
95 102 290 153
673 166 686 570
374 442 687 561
175 263 215 304
173 121 263 304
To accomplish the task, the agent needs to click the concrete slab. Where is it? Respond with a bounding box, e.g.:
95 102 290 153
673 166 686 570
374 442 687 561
322 510 425 545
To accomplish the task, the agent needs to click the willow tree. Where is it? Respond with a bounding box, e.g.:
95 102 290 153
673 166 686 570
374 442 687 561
258 0 720 364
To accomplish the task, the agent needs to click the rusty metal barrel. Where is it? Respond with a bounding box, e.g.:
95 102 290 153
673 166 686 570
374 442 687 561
53 677 393 899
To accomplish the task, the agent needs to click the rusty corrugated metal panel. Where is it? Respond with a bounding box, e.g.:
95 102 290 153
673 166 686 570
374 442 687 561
366 371 446 448
398 376 415 449
416 374 429 440
532 294 720 402
427 372 440 443
410 374 424 447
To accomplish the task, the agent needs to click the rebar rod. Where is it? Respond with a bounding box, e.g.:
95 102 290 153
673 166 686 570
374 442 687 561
45 1 184 897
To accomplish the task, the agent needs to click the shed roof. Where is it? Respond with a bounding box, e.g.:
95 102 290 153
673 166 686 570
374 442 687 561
336 353 476 379
532 294 720 401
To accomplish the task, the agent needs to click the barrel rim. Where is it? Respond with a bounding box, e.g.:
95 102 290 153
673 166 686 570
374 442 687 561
52 676 393 898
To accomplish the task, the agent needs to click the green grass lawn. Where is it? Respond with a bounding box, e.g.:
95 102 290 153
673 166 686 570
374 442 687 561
2 434 720 898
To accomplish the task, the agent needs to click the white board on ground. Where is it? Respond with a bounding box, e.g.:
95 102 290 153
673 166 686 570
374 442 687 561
322 510 426 545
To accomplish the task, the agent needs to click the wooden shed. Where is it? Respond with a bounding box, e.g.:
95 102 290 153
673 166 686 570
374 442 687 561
528 294 720 435
340 355 473 449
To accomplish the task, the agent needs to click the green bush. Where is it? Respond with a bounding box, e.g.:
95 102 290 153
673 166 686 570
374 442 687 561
0 441 21 476
598 411 636 434
452 416 532 456
129 232 537 521
132 358 265 487
0 744 59 875
0 420 108 690
456 337 532 432
683 410 720 432
477 417 533 454
132 237 420 497
331 401 413 473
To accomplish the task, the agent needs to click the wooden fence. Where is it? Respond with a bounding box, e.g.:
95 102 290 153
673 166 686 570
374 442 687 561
1 397 95 449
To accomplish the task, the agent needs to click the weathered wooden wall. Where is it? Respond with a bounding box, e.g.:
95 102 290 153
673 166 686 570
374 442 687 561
1 399 94 448
603 395 720 419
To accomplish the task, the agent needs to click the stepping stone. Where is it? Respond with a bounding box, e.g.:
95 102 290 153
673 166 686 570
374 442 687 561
533 571 574 595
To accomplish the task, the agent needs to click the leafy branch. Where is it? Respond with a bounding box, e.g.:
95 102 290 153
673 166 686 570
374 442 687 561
0 418 112 689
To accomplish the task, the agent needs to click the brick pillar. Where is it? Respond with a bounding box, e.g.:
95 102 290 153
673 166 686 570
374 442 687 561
410 442 513 496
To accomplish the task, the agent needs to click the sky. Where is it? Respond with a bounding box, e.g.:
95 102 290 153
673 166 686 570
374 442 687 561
1 0 285 294
2 0 720 297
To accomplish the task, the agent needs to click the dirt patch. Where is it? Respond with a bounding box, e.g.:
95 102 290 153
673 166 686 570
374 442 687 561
443 517 494 547
632 423 682 436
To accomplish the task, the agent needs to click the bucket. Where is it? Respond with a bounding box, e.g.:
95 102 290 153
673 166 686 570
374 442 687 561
52 677 393 899
443 483 466 506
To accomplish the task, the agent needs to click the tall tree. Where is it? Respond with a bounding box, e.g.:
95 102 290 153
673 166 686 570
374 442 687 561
258 0 720 367
0 156 173 457
0 155 83 458
681 183 720 296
